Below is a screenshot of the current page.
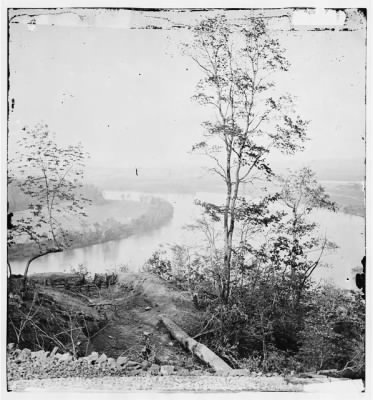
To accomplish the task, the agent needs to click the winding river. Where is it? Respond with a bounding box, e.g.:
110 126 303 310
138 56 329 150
10 190 365 291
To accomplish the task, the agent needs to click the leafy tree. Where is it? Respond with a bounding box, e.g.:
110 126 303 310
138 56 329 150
8 123 90 278
191 169 339 367
188 16 308 302
274 167 338 308
298 285 365 375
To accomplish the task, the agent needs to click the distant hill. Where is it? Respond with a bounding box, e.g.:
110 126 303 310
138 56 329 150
7 181 106 212
272 157 365 182
85 157 365 194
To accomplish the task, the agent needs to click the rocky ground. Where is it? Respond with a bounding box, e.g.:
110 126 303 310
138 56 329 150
6 272 366 394
7 346 211 381
7 344 365 393
6 345 301 392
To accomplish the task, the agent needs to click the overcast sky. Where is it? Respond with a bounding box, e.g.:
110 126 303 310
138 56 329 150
8 8 366 170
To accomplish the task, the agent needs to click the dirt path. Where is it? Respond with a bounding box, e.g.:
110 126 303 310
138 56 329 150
86 273 205 368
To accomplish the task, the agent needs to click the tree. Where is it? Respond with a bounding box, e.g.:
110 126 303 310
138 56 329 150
211 169 338 363
8 122 90 278
298 285 365 375
275 167 338 308
188 16 308 302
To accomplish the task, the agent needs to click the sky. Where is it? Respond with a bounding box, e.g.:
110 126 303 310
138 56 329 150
7 8 366 170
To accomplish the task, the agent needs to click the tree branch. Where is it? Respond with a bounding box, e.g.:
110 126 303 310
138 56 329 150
24 248 63 278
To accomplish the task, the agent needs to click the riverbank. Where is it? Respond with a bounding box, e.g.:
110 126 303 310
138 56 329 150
8 197 173 261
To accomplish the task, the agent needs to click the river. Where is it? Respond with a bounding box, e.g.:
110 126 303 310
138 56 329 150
10 190 365 291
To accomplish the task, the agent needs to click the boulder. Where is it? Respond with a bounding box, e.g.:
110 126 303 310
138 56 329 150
16 348 32 362
107 357 117 369
31 350 49 363
160 365 175 376
97 353 107 365
148 364 160 375
7 343 15 352
86 351 99 364
116 356 128 368
127 360 139 367
127 369 141 376
59 353 73 362
176 368 189 376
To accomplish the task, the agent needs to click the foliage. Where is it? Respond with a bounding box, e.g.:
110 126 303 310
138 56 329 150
143 249 173 281
7 279 104 357
8 181 106 213
298 286 365 373
144 167 364 374
8 123 90 277
187 16 309 302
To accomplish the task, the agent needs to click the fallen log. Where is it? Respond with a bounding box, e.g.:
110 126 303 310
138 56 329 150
160 315 232 372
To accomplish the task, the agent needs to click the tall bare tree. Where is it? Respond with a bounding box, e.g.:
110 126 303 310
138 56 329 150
188 16 308 302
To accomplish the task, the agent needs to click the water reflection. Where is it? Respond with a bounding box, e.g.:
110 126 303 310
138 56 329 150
10 191 364 291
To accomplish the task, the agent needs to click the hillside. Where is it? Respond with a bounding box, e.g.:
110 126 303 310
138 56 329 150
7 272 364 393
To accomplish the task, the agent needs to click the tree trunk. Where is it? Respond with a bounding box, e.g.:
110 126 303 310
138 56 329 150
24 248 63 278
160 315 232 372
7 259 12 277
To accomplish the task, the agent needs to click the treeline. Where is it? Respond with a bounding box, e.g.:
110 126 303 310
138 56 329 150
8 181 106 212
8 197 173 260
68 197 173 245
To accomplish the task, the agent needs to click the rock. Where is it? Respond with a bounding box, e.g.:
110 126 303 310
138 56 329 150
127 361 139 367
59 353 73 362
116 356 128 367
227 369 251 376
145 306 151 311
97 353 107 365
107 357 117 369
50 346 59 358
190 370 201 376
148 364 160 375
298 372 316 378
86 352 99 364
7 343 15 351
13 348 22 357
16 348 32 362
141 360 150 370
127 369 141 376
143 331 151 336
31 350 46 359
160 365 175 376
176 368 189 376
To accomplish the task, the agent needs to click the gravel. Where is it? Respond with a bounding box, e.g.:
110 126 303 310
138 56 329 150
8 347 361 393
8 375 303 392
6 348 212 381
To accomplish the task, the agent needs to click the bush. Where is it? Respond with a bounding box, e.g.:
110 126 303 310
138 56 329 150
143 250 173 281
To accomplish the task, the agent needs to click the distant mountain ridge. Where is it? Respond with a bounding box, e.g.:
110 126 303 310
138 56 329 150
86 157 365 192
272 157 365 182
